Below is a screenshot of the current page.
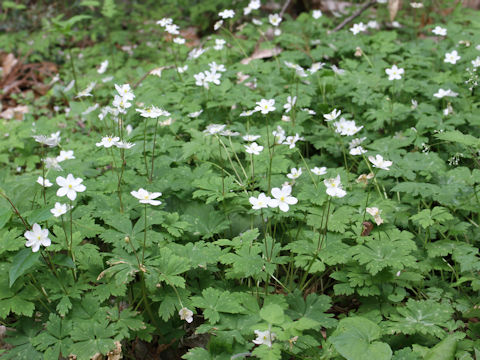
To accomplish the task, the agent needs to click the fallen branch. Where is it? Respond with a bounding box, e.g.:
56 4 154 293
331 0 377 33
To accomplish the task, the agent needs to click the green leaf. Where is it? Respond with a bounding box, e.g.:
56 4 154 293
424 334 457 360
192 288 243 324
329 317 392 360
260 304 285 325
70 319 116 360
9 248 40 287
32 314 73 360
434 130 480 148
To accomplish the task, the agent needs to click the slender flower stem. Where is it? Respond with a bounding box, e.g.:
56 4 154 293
142 204 147 264
117 148 125 213
68 48 79 94
40 144 47 205
150 117 159 183
216 136 244 186
0 192 29 229
296 148 317 189
228 137 248 180
41 250 68 295
143 118 150 180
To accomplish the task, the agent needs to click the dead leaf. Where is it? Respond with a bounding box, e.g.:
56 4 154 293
241 47 282 65
388 0 402 22
361 221 374 236
2 53 17 78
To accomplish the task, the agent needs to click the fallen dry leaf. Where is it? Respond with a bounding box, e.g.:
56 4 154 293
241 47 282 65
388 0 402 21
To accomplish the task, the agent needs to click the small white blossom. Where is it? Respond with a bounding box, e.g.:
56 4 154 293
178 65 188 73
209 62 226 72
188 110 203 118
56 174 86 201
444 50 461 64
312 10 322 19
385 65 404 80
324 175 346 198
243 134 261 142
245 142 264 155
179 307 193 323
349 146 367 155
283 133 303 149
203 124 226 135
269 14 282 27
249 193 271 210
432 26 447 36
97 60 109 74
56 150 75 162
173 37 185 45
253 330 276 348
433 88 458 98
214 20 223 31
76 82 96 98
136 106 170 118
24 223 51 252
131 188 162 206
50 202 68 218
156 18 173 27
324 109 341 122
287 168 302 180
115 141 136 149
350 22 367 35
368 154 392 170
366 207 383 225
96 136 120 148
37 176 53 187
219 9 235 19
268 185 298 212
283 96 296 113
311 166 327 176
43 157 62 171
214 39 226 51
165 24 180 35
255 99 276 114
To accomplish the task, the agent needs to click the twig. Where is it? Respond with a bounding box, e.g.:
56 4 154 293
280 0 292 18
331 0 377 33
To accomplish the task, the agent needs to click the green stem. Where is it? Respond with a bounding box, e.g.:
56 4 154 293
142 204 147 264
150 118 159 183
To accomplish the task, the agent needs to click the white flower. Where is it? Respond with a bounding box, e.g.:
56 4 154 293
287 168 302 180
97 60 109 74
272 126 286 144
114 84 135 101
324 108 341 122
50 202 68 218
268 14 282 27
249 0 261 10
126 124 133 135
252 18 263 26
56 174 86 201
366 207 383 225
240 110 257 117
82 103 99 116
113 95 132 112
283 133 303 149
349 146 367 155
249 193 271 210
179 307 193 323
165 24 180 35
255 99 276 114
312 10 322 19
64 80 75 92
471 56 480 68
136 106 170 118
214 39 226 51
444 50 461 64
33 131 61 147
367 20 379 29
331 65 345 75
309 62 325 74
410 2 423 8
385 65 404 80
220 130 240 137
214 20 223 31
131 188 162 206
433 88 458 98
253 330 276 347
173 37 185 45
283 96 296 113
203 124 226 135
194 72 208 88
204 70 221 85
156 18 173 27
188 110 203 118
24 223 51 252
219 9 235 19
56 150 75 162
209 62 226 72
243 134 261 142
96 135 120 148
115 141 136 149
432 26 447 36
178 65 188 73
324 175 347 198
333 117 363 136
245 142 264 155
368 154 392 170
311 166 327 176
150 67 163 77
37 176 53 187
349 137 366 149
102 75 113 83
411 99 418 109
268 185 298 212
350 22 367 35
43 157 62 171
76 82 96 98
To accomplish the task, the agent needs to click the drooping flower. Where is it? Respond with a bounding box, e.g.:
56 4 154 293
366 207 384 225
56 174 86 201
385 65 404 80
433 88 458 98
136 106 170 118
131 188 162 206
349 146 367 155
37 176 53 188
76 82 96 98
268 185 298 212
255 99 276 114
444 50 461 64
245 142 264 155
253 330 276 347
283 96 296 113
283 133 303 149
324 175 347 198
115 141 136 149
249 193 271 210
203 124 226 135
368 154 392 170
97 60 109 74
50 202 68 218
33 131 61 147
178 307 194 323
243 134 261 142
24 223 51 252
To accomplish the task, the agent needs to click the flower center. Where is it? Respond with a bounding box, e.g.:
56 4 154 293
280 196 285 201
68 184 72 189
37 236 41 240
